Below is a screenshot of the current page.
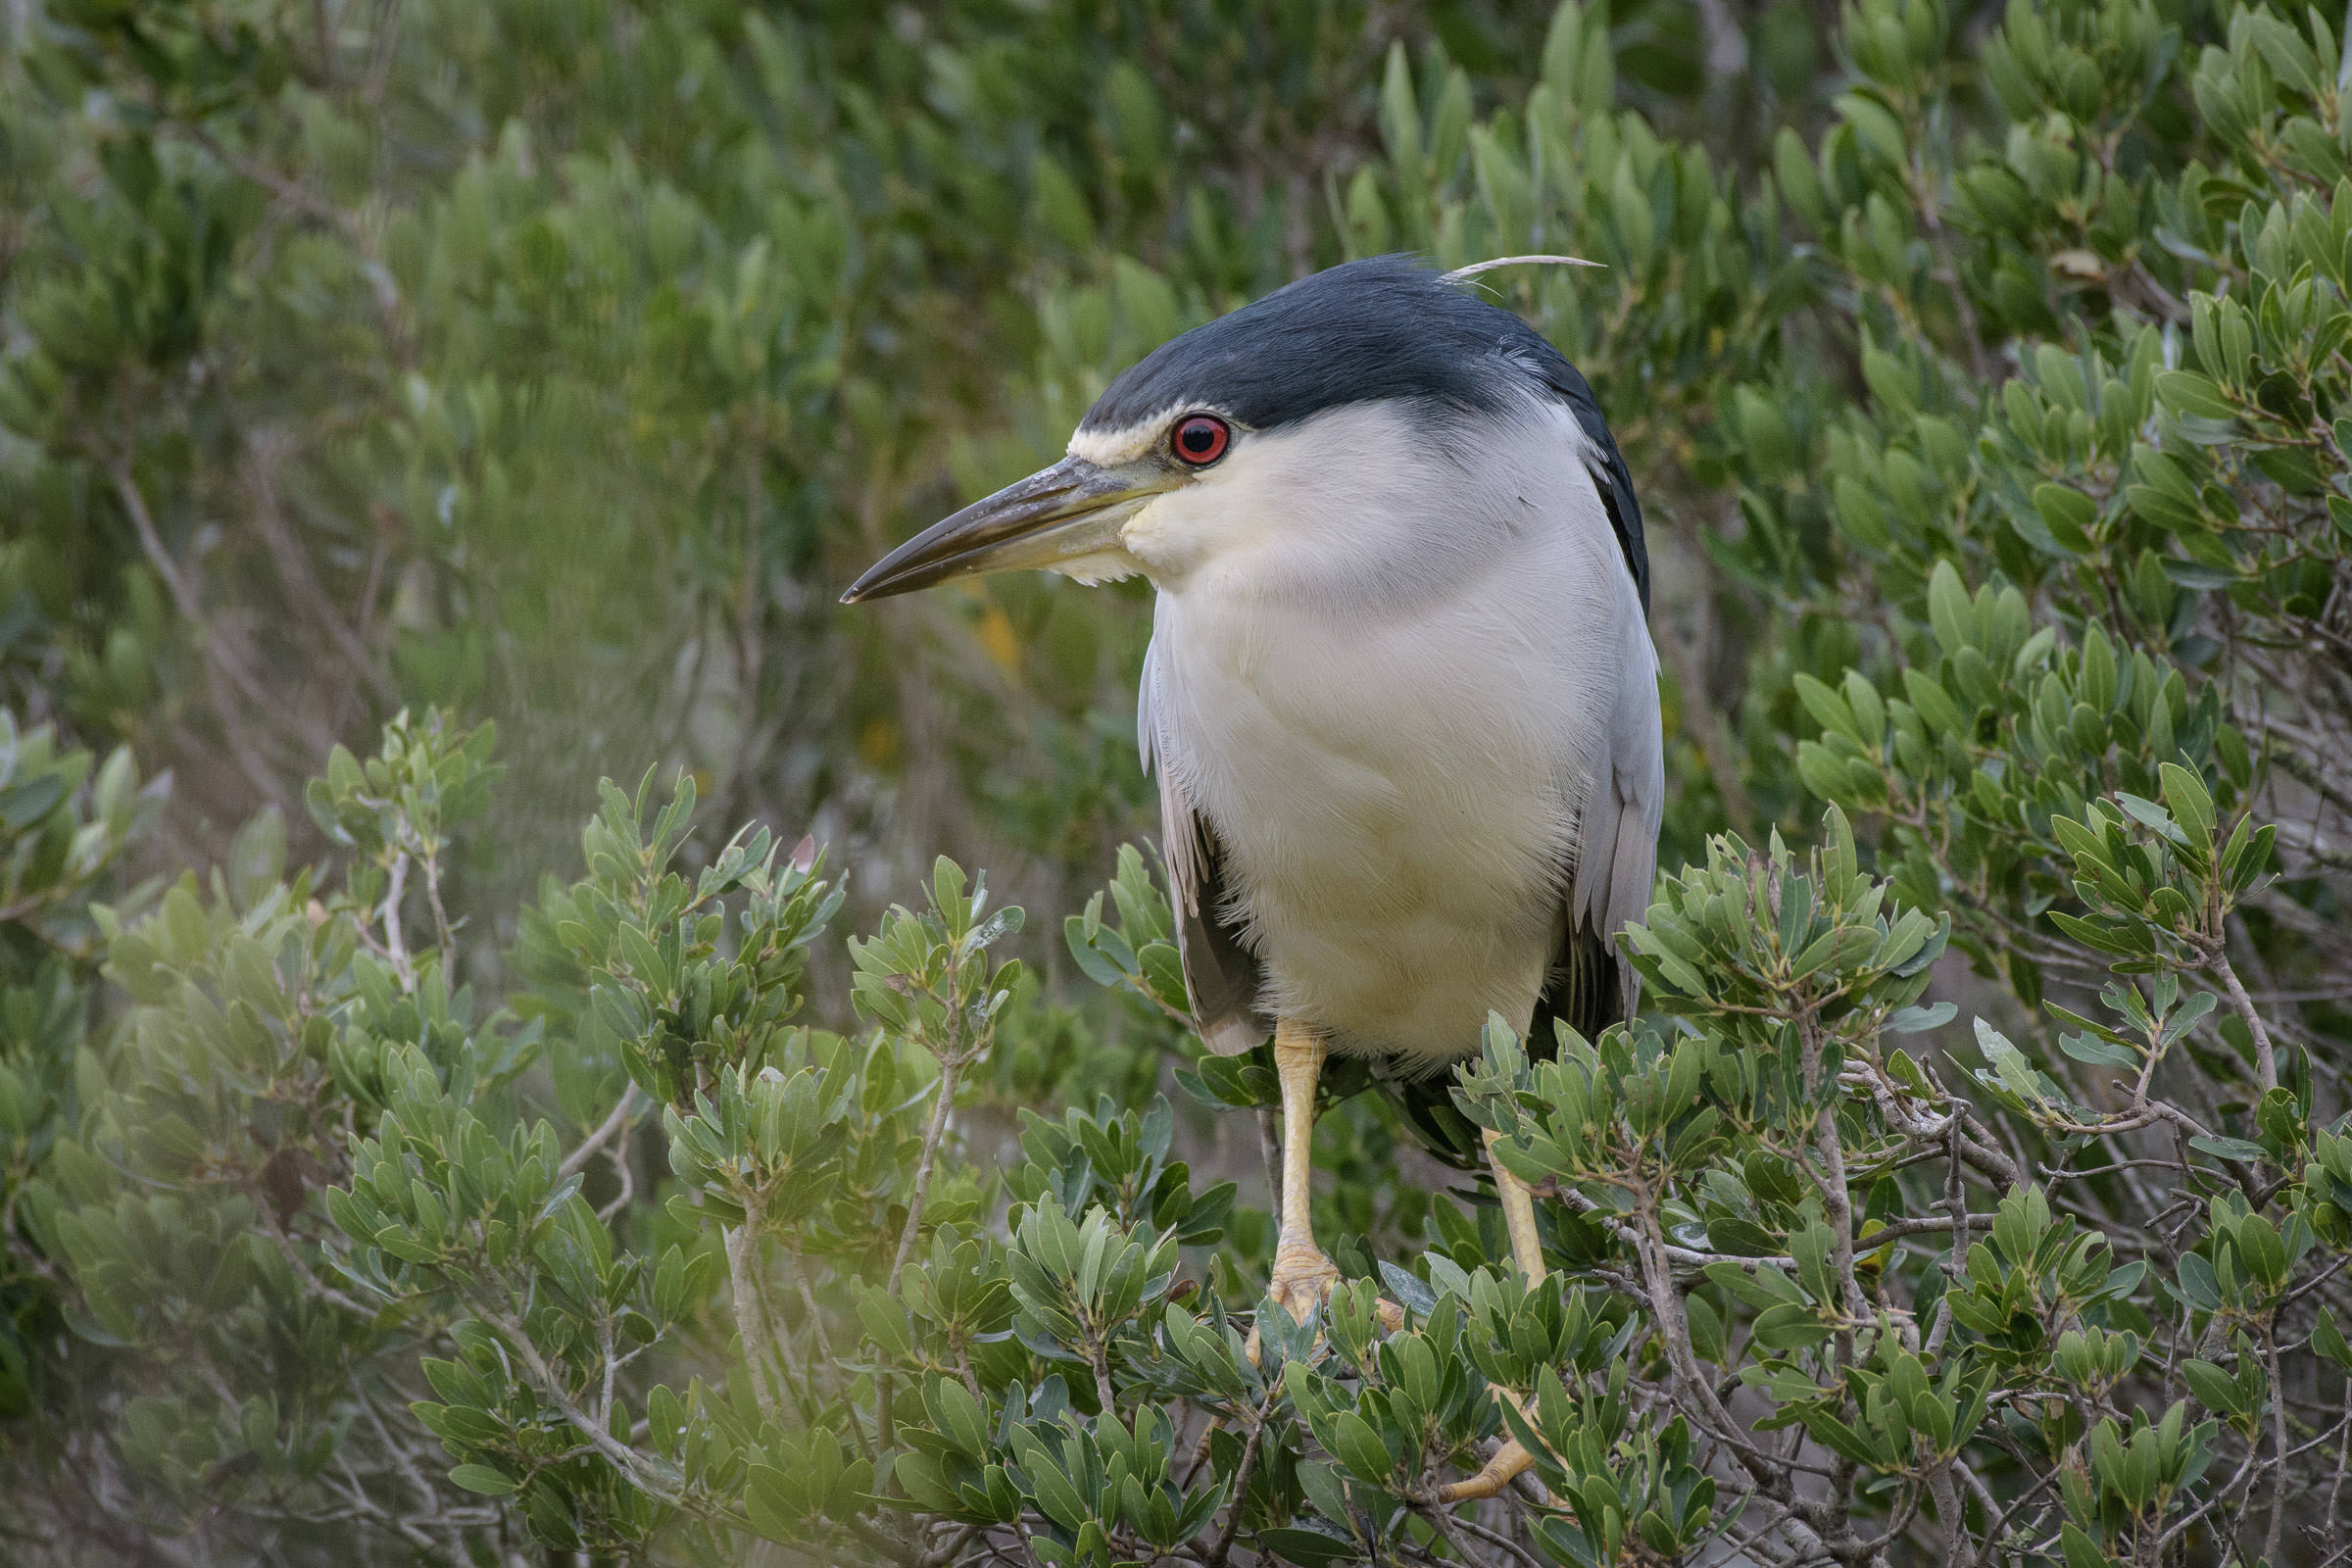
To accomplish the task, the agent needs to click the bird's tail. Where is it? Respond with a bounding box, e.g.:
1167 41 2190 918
1529 920 1624 1052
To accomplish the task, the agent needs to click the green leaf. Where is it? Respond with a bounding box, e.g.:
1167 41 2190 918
2033 483 2097 551
1257 1527 1359 1566
0 773 64 829
2156 370 2236 420
1750 1302 1832 1349
2175 1251 2223 1311
1793 673 1861 743
1327 1410 1394 1482
2161 558 2241 589
745 1464 809 1541
2059 1032 2140 1067
2180 1359 2244 1417
448 1463 516 1495
2315 1309 2352 1370
1801 1409 1886 1466
1063 916 1127 986
2060 1523 2112 1568
2158 763 2215 852
1902 667 1969 739
1292 1458 1357 1536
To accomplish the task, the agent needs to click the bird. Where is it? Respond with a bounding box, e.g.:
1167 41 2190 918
844 254 1662 1499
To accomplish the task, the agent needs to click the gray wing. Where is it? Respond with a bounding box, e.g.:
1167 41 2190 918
1140 638 1270 1056
1536 455 1664 1046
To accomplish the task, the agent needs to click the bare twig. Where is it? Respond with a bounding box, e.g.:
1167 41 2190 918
559 1089 645 1181
1204 1399 1269 1568
723 1222 788 1429
889 1044 967 1295
2210 942 2279 1093
380 854 416 992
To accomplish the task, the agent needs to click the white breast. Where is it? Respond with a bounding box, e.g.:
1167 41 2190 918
1133 399 1647 1068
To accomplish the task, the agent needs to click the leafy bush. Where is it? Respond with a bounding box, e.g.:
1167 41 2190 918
0 684 2319 1567
2 0 2351 1562
0 715 161 1435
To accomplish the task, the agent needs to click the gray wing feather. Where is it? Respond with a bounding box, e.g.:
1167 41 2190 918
1546 368 1658 1022
1538 424 1663 1043
1141 638 1270 1056
1562 575 1664 1022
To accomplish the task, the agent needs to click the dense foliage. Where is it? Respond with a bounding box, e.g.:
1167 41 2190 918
3 0 2352 1563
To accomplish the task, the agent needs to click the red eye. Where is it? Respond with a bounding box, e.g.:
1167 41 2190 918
1172 415 1230 466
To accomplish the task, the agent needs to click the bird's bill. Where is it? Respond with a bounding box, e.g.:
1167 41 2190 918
840 455 1171 603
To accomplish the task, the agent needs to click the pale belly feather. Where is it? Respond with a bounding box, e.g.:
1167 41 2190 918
1152 546 1618 1070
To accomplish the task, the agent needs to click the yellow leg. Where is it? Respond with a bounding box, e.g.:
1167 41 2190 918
1242 1019 1403 1367
1267 1019 1340 1323
1486 1127 1547 1285
1439 1132 1549 1504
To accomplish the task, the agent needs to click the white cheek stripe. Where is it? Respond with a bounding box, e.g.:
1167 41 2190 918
1068 415 1174 466
1069 405 1242 468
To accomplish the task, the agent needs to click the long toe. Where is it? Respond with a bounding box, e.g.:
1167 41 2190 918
1438 1439 1539 1503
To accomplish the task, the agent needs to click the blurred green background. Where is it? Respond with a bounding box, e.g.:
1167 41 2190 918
0 0 1835 968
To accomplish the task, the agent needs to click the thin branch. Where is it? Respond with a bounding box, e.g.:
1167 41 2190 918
1203 1401 1268 1568
889 1044 967 1295
380 853 416 992
2210 941 2279 1094
241 430 397 704
723 1222 787 1430
559 1089 644 1181
2268 1325 2293 1565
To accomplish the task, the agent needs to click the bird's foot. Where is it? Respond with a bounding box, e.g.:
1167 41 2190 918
1243 1242 1404 1365
1267 1239 1343 1324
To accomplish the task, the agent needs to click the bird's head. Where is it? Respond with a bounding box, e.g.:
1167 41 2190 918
841 255 1638 605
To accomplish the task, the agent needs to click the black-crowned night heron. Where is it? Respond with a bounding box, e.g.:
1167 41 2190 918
846 255 1661 1496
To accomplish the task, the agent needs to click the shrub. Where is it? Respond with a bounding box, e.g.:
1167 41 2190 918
0 675 2321 1566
